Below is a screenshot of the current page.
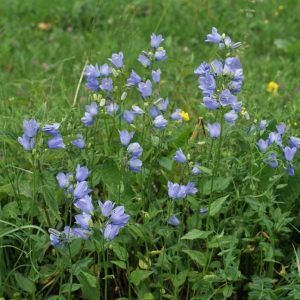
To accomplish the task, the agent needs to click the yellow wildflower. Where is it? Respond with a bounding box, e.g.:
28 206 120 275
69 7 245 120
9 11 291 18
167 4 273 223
264 20 269 24
267 81 279 94
180 110 190 121
274 11 279 16
279 5 283 10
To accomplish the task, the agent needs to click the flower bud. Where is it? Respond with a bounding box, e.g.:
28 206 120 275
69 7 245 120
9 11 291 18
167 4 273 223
93 94 98 100
112 68 118 77
99 98 106 107
113 86 118 91
187 154 191 160
222 33 226 39
121 92 127 101
32 149 36 155
109 244 113 250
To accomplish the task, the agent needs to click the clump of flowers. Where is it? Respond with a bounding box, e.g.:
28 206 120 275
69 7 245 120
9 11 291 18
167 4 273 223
267 81 279 94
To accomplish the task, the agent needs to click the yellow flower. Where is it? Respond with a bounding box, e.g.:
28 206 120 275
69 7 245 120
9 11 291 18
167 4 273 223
264 20 269 24
180 110 190 121
279 5 283 10
267 81 279 94
274 11 279 16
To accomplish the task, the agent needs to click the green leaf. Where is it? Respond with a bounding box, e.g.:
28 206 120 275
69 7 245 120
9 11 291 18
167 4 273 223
38 170 60 221
182 250 206 266
181 229 213 240
203 177 231 195
102 158 120 186
76 267 100 300
113 242 128 261
60 283 82 293
197 166 212 175
157 157 173 171
14 271 36 294
173 269 188 287
171 127 193 148
210 195 229 216
223 284 233 298
111 260 126 269
130 268 154 286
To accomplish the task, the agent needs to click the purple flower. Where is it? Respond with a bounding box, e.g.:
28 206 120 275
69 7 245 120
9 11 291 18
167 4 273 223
289 136 300 149
256 139 270 151
202 97 219 110
56 172 73 189
232 69 244 82
75 213 92 229
71 134 85 149
127 70 142 86
84 64 100 77
121 110 135 124
160 98 169 112
172 149 186 163
219 89 236 107
18 134 34 150
100 78 113 91
73 181 92 199
167 181 186 200
86 102 98 117
131 105 144 116
86 77 100 91
185 182 198 194
74 195 94 215
119 129 134 146
108 52 124 68
264 153 278 168
225 58 242 70
76 165 92 182
106 102 119 114
200 208 208 214
47 134 66 149
50 232 61 246
194 62 210 76
171 109 183 122
198 73 216 92
98 200 115 217
259 120 267 131
168 214 180 226
276 124 285 135
154 50 167 61
230 100 242 112
153 115 168 130
192 162 202 175
228 80 242 94
103 224 120 240
110 206 130 226
268 132 282 145
287 165 294 176
138 54 151 67
224 110 238 125
152 69 162 83
41 123 60 135
128 158 142 172
73 228 91 240
127 142 143 158
207 122 221 139
99 63 112 77
283 146 297 161
150 106 160 118
150 33 164 48
205 27 222 44
81 113 95 126
137 80 152 97
23 118 39 137
210 60 223 76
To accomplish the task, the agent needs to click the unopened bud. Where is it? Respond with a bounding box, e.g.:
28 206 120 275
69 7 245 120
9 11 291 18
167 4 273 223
142 63 148 69
99 98 106 107
88 219 94 228
109 244 113 250
144 102 149 106
113 86 118 91
93 94 98 100
187 154 191 160
130 124 136 129
69 175 73 181
112 68 118 77
87 143 92 148
65 181 70 188
35 154 40 159
232 42 242 49
222 33 226 39
157 47 164 51
32 149 37 155
121 92 127 101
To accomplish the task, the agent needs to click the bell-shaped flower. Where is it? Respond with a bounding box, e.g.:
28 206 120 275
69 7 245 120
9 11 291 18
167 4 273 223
121 110 135 124
153 115 168 130
47 134 66 149
84 64 100 77
41 123 60 135
150 33 164 48
108 52 124 68
56 172 73 189
202 97 219 110
75 165 92 182
18 134 34 150
283 146 297 161
256 139 270 152
110 206 130 227
100 78 113 91
127 142 143 158
128 158 142 172
192 162 202 175
137 80 152 97
103 224 120 240
86 77 100 91
106 102 119 115
287 165 294 176
185 182 198 194
264 153 278 168
23 118 39 138
289 136 300 149
127 70 142 86
205 27 222 44
71 134 85 149
73 181 92 199
154 50 167 61
131 105 144 116
172 149 186 163
75 213 92 230
207 122 221 139
194 62 210 76
99 63 112 77
152 69 162 83
98 200 115 217
276 124 285 135
171 109 183 122
119 129 134 146
74 195 94 215
224 110 238 125
138 54 150 67
168 214 180 226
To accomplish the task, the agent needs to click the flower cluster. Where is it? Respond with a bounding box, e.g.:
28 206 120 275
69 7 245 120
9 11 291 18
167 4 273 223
195 28 244 126
50 165 130 246
18 118 66 150
254 122 298 175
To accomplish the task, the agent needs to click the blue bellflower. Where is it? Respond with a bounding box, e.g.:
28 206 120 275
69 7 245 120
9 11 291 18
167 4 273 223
127 142 143 158
106 102 119 115
154 50 167 61
47 134 66 149
150 33 164 48
100 78 113 91
75 165 92 182
205 27 222 44
121 110 135 124
128 158 142 172
153 115 168 130
71 134 85 149
23 118 40 138
173 149 187 163
74 195 94 215
202 97 219 110
41 123 60 135
108 52 124 68
224 110 238 125
168 214 180 226
264 153 278 168
119 129 134 146
138 54 151 67
98 200 115 217
171 109 183 122
283 146 297 161
18 134 34 150
194 62 210 76
127 70 142 86
152 69 162 83
208 122 221 139
131 105 144 116
99 63 112 77
137 80 152 97
73 181 92 199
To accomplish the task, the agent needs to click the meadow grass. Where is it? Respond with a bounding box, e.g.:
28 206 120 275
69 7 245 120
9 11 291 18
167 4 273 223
1 0 300 299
